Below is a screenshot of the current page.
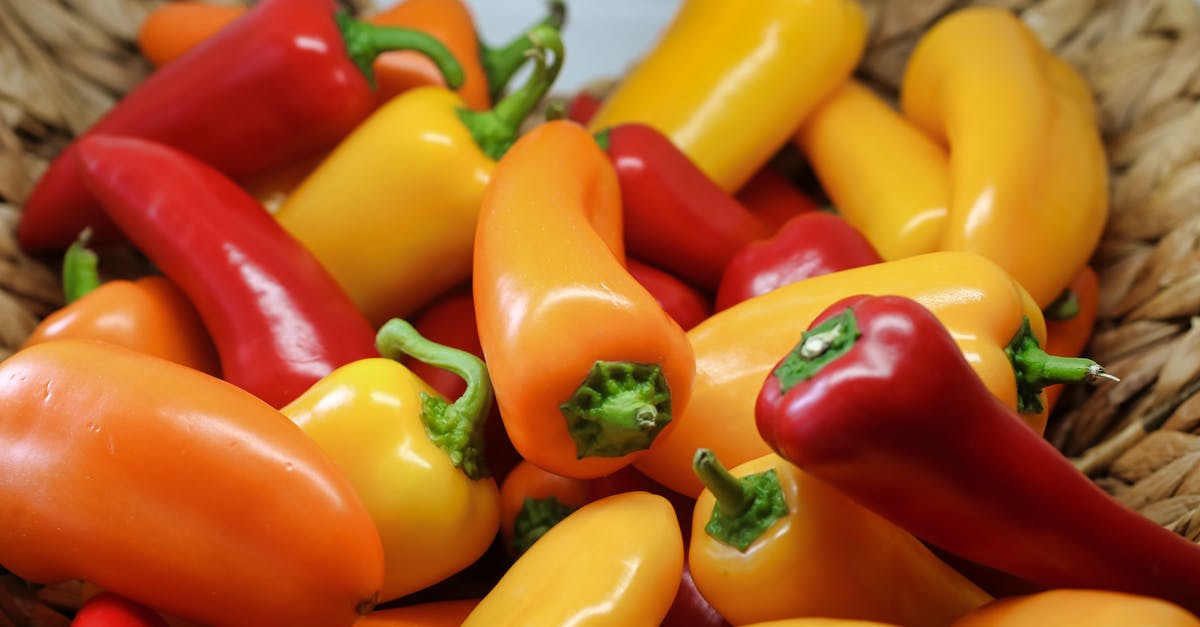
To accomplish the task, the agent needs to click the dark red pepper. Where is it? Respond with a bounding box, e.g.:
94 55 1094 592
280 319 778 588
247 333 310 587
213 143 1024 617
595 123 768 291
735 166 820 233
18 0 464 252
661 561 732 627
626 258 712 331
72 592 168 627
73 135 377 409
755 294 1200 613
566 89 603 125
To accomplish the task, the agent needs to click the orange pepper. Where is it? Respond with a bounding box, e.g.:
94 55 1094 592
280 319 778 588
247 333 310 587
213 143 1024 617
135 1 245 68
1042 265 1099 412
355 599 480 626
0 339 384 627
498 459 592 557
950 589 1200 626
473 120 696 479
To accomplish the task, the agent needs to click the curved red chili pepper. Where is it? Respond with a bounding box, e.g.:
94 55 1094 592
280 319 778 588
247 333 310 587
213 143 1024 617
596 123 768 291
627 258 712 330
18 0 463 251
73 135 377 409
714 211 882 311
756 294 1200 613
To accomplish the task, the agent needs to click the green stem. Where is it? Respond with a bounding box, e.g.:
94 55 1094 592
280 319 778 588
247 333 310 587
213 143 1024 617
458 23 565 160
1006 316 1118 414
62 228 99 303
335 10 465 90
1044 288 1081 321
376 318 493 479
772 307 861 393
478 0 567 102
512 496 574 556
693 448 788 552
559 360 672 458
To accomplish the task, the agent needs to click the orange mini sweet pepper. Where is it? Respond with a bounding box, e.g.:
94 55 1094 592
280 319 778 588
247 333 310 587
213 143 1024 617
1042 265 1100 412
950 589 1200 626
474 120 696 479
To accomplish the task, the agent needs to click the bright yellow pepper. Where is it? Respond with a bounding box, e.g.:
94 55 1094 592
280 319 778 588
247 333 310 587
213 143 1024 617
275 26 563 327
635 251 1109 497
462 491 683 627
587 0 866 192
950 589 1200 626
900 7 1107 307
794 80 950 261
281 319 500 603
690 451 991 626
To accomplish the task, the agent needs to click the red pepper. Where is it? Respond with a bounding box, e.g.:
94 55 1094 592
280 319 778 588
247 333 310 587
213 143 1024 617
566 89 603 125
714 212 882 312
627 258 712 331
595 123 769 291
735 167 821 233
661 561 732 627
72 593 168 627
17 0 464 252
755 294 1200 613
74 135 377 409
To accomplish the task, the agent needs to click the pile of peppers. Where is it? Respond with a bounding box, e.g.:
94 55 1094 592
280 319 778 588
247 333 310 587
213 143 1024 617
4 1 1199 626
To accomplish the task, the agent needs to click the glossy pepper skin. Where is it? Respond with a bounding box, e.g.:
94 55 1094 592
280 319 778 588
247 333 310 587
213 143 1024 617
715 212 883 312
596 123 768 291
72 592 168 627
588 0 866 191
627 258 712 331
900 7 1108 306
634 251 1103 497
0 340 385 627
1042 266 1099 412
950 590 1200 626
474 120 696 479
74 135 377 409
282 319 501 602
18 0 464 252
795 80 949 261
756 295 1200 613
462 492 684 627
276 25 563 326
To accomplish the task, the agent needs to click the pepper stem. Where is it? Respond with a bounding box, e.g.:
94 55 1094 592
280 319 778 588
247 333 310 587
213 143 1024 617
512 496 574 556
458 23 565 160
62 228 99 303
1006 316 1118 414
478 0 567 102
1044 288 1081 321
335 10 465 90
773 307 861 393
376 318 493 479
693 448 789 552
559 360 671 458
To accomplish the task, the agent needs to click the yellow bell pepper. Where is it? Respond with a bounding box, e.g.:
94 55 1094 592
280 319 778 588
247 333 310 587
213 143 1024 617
634 251 1110 497
794 80 950 261
462 491 683 627
950 589 1200 626
275 25 563 327
281 319 500 603
690 450 991 626
900 7 1107 307
587 0 866 192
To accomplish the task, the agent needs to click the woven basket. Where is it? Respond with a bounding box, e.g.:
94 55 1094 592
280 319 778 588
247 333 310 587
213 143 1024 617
2 0 1199 623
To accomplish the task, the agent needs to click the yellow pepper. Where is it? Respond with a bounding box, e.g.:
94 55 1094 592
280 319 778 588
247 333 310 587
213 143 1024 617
635 251 1109 497
587 0 866 192
690 450 991 626
275 25 563 327
900 7 1108 307
462 491 683 627
950 589 1200 626
281 319 500 602
794 80 950 261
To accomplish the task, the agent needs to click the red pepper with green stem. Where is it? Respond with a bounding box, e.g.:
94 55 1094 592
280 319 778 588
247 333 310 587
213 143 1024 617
715 212 882 311
17 0 464 251
755 294 1200 613
596 123 770 291
74 134 377 409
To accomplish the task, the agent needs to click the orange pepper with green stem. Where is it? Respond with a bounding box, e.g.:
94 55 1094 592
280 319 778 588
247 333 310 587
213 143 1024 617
587 0 866 192
281 319 500 602
474 120 696 479
498 459 591 557
275 25 563 326
634 251 1110 497
690 450 990 626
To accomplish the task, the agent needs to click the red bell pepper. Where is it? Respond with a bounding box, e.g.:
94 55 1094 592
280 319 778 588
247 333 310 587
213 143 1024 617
627 258 712 330
566 89 604 125
735 166 821 233
714 212 882 311
72 593 168 627
595 123 769 291
18 0 464 251
755 294 1200 613
74 135 377 409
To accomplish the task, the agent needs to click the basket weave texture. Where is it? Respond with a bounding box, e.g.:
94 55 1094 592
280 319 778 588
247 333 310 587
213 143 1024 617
1 0 1200 623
